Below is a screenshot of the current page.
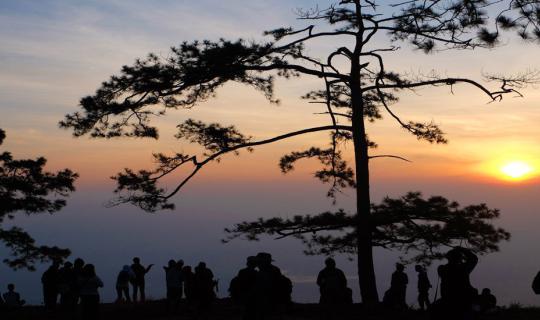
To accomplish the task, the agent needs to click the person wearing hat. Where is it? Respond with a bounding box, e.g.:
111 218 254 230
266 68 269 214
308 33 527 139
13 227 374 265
254 252 284 318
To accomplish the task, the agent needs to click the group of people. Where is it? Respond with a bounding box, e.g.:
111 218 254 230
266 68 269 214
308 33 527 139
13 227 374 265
114 257 153 303
383 263 430 310
383 247 497 318
41 258 103 319
162 259 217 314
229 252 292 320
36 256 221 319
1 247 504 319
115 257 218 312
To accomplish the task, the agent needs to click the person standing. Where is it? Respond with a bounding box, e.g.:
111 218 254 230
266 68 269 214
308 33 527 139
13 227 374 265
78 264 103 320
71 258 85 307
254 252 283 319
42 261 60 311
131 257 153 302
58 261 75 307
390 263 408 309
230 256 258 320
176 259 185 299
182 265 195 306
194 262 216 313
115 265 133 303
164 260 183 309
415 265 431 311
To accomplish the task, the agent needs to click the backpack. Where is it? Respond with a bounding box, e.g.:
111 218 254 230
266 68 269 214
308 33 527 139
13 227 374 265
532 272 540 294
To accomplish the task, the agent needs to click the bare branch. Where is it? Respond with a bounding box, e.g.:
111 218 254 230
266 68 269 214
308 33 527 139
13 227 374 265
369 154 412 162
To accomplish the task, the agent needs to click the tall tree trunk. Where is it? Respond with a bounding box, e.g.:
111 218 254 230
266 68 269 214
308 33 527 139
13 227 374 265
350 0 379 304
350 68 379 304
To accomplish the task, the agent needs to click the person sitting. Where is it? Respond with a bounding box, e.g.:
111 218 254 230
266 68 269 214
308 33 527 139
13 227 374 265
2 284 25 308
478 288 497 313
317 257 348 305
317 257 348 319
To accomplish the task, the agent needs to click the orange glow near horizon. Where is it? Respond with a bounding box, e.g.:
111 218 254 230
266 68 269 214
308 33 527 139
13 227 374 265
479 158 539 182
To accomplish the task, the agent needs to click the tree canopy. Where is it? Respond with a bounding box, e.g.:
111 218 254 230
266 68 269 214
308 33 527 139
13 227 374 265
0 128 78 270
224 192 510 264
60 0 538 302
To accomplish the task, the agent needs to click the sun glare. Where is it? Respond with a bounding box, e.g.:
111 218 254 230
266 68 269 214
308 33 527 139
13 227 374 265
500 161 534 180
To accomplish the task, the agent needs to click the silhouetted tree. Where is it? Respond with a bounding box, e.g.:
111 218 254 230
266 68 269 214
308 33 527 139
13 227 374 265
60 1 538 303
224 192 510 263
0 128 78 270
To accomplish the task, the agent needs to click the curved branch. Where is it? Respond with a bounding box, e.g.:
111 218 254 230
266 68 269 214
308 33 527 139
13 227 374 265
163 125 353 199
364 77 497 100
369 154 411 162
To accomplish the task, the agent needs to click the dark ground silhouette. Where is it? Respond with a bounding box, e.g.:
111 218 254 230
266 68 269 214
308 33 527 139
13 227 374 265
2 300 538 320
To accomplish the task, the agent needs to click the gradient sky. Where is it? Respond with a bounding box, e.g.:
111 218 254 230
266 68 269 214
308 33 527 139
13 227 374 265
2 0 540 306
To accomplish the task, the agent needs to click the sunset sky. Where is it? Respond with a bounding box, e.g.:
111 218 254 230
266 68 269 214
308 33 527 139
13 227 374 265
2 0 540 306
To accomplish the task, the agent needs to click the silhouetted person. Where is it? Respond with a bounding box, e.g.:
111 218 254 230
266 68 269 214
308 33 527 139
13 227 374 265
115 265 133 303
164 260 183 310
478 288 496 313
390 263 409 308
176 259 185 299
131 257 153 302
436 247 478 319
194 262 216 315
415 265 431 310
3 284 25 309
182 265 196 306
42 261 60 311
254 252 284 319
230 256 258 320
317 257 348 319
58 261 75 307
78 264 103 320
72 258 86 306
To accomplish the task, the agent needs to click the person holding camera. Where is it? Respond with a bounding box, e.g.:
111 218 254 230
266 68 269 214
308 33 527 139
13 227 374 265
436 247 478 319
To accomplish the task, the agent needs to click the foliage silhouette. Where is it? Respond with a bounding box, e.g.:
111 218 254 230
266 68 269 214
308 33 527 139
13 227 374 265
224 192 510 264
61 1 538 303
0 128 78 270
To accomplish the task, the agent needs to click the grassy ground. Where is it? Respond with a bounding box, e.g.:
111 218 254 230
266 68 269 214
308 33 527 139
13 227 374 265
2 299 539 319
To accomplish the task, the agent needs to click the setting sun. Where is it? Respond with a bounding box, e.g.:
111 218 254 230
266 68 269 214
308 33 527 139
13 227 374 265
500 161 534 180
477 156 539 182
